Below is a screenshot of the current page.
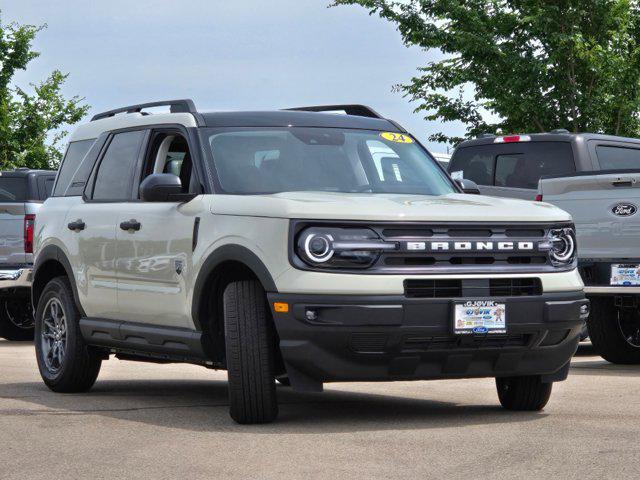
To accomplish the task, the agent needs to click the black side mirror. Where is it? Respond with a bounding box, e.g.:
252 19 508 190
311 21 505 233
140 173 196 202
455 178 481 194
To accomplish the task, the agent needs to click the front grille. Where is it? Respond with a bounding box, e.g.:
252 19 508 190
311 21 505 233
402 334 530 352
404 278 542 298
373 223 554 274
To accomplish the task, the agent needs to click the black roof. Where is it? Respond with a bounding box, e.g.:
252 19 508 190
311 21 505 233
200 110 401 131
457 132 640 148
88 99 405 132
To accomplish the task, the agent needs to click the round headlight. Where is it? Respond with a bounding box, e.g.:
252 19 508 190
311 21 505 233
296 227 395 269
549 228 576 265
303 233 334 263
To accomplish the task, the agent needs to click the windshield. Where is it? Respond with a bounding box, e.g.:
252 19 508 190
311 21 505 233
202 127 456 195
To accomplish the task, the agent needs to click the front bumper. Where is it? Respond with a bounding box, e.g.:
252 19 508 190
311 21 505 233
268 291 588 391
0 268 33 291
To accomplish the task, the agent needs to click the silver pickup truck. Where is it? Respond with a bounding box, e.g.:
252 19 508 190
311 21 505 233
0 168 56 340
450 132 640 364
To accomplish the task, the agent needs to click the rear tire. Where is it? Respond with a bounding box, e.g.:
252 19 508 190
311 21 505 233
587 297 640 364
223 280 278 424
0 297 35 341
35 277 102 392
496 375 552 411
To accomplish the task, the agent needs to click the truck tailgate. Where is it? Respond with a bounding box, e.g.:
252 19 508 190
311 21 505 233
0 202 26 265
539 172 640 258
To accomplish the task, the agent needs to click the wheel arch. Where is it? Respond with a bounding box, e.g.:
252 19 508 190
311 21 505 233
192 245 278 363
192 244 277 330
32 245 84 316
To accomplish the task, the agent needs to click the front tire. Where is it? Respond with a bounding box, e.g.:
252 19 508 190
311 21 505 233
0 297 34 341
587 297 640 364
35 277 102 392
496 375 552 411
223 280 278 424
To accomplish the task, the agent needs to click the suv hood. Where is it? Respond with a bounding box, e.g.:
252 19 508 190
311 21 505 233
211 192 571 223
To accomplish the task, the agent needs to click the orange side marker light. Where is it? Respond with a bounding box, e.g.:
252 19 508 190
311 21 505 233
274 302 289 313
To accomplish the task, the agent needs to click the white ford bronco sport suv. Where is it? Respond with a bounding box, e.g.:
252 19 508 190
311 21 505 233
33 100 588 424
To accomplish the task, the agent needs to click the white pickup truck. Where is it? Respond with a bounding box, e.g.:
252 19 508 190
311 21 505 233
450 132 640 364
0 168 56 340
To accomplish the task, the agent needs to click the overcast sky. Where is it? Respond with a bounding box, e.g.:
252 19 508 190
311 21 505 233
5 0 463 153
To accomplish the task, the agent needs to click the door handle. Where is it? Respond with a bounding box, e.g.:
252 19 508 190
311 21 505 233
119 219 141 231
612 178 635 187
67 219 85 231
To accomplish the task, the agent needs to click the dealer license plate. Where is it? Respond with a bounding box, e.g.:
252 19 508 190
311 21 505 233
611 264 640 286
454 300 507 335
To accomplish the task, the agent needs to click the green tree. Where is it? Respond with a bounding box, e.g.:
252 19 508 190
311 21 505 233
0 14 88 170
333 0 640 145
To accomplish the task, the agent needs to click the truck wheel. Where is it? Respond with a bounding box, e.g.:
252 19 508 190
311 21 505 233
496 376 552 411
0 297 34 341
223 280 278 424
587 297 640 364
34 277 102 392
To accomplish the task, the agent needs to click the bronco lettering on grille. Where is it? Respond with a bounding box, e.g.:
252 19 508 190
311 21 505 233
404 241 536 252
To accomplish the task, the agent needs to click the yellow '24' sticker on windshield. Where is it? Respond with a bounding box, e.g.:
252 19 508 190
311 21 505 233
380 132 414 144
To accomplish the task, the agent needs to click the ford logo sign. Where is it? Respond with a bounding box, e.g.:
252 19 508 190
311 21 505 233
472 326 488 334
612 203 637 217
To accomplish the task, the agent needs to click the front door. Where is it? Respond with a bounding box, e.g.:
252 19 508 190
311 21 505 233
115 129 202 329
115 202 199 328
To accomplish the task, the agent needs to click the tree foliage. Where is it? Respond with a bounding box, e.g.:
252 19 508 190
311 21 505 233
0 13 88 169
333 0 640 145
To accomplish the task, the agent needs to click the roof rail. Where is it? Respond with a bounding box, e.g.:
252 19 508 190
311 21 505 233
550 128 570 134
477 133 496 139
284 104 384 119
90 99 198 122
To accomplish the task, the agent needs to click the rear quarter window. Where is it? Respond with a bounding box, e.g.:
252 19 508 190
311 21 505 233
0 177 27 202
450 141 575 189
53 139 96 196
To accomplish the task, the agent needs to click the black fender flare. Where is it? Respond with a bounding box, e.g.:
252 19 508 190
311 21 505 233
191 244 278 330
32 245 84 315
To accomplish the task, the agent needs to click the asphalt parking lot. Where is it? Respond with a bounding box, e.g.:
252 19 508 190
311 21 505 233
1 341 639 480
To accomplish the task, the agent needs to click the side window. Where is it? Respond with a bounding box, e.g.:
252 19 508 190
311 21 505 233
43 177 55 198
141 132 194 195
596 145 640 170
53 139 95 196
92 131 145 201
449 149 495 186
37 176 56 200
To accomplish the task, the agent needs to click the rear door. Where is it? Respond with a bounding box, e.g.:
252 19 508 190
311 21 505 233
66 130 146 319
449 140 576 199
0 176 27 265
